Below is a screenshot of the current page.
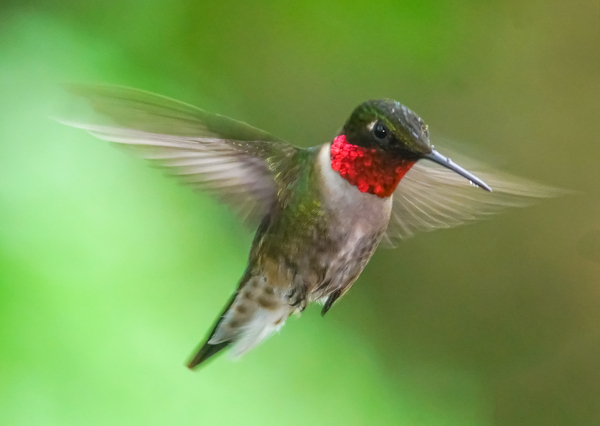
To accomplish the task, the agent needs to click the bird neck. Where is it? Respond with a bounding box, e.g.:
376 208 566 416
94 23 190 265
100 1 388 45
329 134 415 198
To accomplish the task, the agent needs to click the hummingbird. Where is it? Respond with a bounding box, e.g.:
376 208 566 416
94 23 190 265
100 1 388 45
59 85 556 369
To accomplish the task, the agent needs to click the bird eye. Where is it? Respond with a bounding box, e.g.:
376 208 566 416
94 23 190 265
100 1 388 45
374 122 388 139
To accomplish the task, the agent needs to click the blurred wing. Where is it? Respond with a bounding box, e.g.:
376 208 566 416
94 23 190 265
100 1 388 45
382 148 565 247
58 84 298 225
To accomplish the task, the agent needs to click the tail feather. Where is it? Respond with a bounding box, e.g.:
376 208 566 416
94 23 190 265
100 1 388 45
187 274 293 369
186 293 237 370
226 308 288 358
187 340 231 369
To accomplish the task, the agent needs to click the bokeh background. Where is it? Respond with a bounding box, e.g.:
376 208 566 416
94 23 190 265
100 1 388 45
0 1 599 425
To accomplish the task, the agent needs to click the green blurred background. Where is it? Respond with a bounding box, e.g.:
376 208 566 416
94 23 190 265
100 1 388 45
0 1 598 425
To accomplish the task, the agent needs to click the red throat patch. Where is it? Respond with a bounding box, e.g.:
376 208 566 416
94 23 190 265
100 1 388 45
330 135 415 198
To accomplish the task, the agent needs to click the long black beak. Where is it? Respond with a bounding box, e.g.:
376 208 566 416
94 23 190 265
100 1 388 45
425 149 492 192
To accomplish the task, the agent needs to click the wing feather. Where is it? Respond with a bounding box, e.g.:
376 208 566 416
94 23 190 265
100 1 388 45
383 146 566 247
58 85 299 225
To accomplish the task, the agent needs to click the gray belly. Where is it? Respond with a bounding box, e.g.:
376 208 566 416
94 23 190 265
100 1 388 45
307 225 385 303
